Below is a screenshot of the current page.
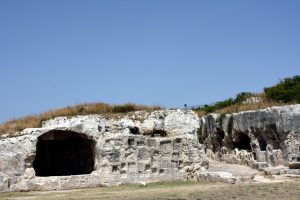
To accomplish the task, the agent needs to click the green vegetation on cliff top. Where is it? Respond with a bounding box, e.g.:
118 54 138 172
193 75 299 115
0 75 299 136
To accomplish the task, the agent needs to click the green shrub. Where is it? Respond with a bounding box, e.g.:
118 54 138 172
196 98 235 114
193 75 300 115
194 92 257 114
264 75 300 103
234 92 254 103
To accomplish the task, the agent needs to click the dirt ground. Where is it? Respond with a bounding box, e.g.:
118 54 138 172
1 181 300 200
208 159 260 176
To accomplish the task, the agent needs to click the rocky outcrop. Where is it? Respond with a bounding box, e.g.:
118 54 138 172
0 110 208 192
2 105 299 192
199 104 300 172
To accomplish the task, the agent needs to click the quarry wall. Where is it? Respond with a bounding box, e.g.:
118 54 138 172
1 104 299 192
0 110 207 192
200 105 300 172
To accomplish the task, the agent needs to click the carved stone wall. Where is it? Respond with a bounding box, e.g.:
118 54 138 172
199 105 300 170
0 110 207 192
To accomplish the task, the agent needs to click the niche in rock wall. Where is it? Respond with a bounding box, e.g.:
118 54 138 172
151 129 167 137
129 127 139 135
265 124 281 149
252 126 281 150
33 130 95 176
258 136 267 151
233 132 252 151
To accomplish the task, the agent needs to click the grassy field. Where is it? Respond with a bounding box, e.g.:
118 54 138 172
1 181 300 200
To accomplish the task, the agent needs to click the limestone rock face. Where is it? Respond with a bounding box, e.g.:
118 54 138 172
200 105 300 171
0 109 207 192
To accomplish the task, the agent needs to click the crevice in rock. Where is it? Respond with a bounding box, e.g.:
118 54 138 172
212 128 225 153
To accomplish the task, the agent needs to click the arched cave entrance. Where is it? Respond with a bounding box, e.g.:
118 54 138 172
33 130 95 176
233 132 252 151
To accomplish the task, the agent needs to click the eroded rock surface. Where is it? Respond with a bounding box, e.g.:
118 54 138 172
1 105 299 192
199 104 300 173
0 110 207 192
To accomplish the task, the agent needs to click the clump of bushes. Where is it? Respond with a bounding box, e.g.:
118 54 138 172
234 92 253 103
194 75 299 115
264 75 300 103
0 103 161 136
194 92 255 114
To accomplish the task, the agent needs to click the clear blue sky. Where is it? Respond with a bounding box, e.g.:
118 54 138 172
0 0 299 123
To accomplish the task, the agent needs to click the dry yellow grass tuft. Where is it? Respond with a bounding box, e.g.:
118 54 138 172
0 103 161 136
217 96 292 114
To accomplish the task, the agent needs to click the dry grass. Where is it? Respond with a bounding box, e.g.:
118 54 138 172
0 103 161 136
0 181 299 200
217 99 291 114
194 110 207 117
1 94 296 137
196 94 294 117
